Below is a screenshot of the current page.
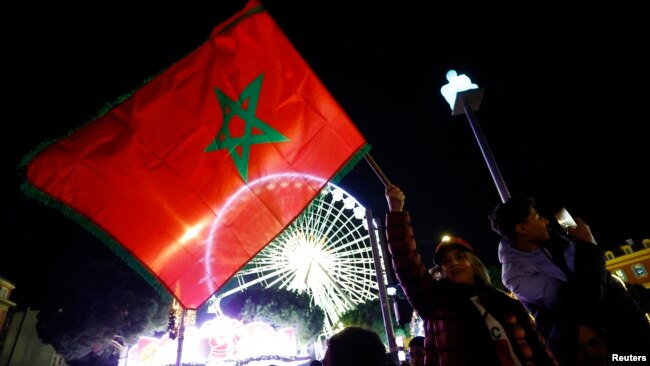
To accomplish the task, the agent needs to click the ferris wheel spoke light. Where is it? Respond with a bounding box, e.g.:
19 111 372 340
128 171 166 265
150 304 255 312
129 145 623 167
216 181 379 333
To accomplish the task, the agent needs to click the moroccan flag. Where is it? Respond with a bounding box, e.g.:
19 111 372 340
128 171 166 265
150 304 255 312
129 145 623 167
22 0 368 309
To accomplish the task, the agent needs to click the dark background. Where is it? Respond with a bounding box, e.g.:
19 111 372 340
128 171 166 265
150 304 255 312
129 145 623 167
4 1 648 310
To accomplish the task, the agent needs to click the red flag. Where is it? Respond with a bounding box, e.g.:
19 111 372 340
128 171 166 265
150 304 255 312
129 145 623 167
23 0 368 309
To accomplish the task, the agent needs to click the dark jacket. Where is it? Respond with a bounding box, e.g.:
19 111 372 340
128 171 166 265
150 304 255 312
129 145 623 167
498 235 605 365
386 211 557 366
499 233 650 364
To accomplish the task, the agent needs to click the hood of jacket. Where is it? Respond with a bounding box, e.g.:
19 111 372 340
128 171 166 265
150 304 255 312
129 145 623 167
498 239 567 292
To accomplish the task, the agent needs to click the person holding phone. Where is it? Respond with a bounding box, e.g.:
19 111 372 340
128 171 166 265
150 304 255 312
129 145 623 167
489 197 650 365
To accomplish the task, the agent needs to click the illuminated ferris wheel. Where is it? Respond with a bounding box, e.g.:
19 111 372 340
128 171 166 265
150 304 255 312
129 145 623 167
212 182 379 333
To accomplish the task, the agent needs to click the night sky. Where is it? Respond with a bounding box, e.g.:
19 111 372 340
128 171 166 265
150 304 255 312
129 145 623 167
4 0 649 310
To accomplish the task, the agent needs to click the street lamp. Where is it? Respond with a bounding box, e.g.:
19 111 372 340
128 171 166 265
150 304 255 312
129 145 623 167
440 70 511 203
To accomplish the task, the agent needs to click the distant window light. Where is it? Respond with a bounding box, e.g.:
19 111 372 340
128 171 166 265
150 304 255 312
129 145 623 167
52 354 65 366
642 238 650 249
631 263 648 278
387 286 397 296
620 245 633 254
613 269 628 282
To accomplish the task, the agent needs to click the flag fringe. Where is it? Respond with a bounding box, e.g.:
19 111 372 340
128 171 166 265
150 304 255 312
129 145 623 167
331 143 371 184
215 4 265 36
19 182 174 304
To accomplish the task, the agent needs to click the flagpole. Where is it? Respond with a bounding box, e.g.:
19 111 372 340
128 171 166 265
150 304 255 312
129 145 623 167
364 153 391 187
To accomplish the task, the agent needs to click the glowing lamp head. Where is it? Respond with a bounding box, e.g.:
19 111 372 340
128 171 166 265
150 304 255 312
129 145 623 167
440 69 479 110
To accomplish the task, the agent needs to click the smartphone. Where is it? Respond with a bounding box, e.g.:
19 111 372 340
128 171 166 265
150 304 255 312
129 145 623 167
554 207 577 231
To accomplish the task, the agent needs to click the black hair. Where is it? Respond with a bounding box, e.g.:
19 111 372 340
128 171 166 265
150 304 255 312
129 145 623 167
408 336 424 348
488 197 536 241
327 326 386 366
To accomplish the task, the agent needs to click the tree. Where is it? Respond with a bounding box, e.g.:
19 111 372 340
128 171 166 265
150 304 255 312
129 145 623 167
487 265 507 291
36 257 171 365
337 299 411 346
337 299 383 332
221 287 324 350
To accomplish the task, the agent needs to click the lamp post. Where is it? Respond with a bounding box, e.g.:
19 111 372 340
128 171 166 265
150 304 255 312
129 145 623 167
366 210 398 360
440 70 511 203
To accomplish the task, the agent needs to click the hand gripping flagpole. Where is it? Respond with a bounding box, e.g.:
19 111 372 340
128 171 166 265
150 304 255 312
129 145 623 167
440 70 511 203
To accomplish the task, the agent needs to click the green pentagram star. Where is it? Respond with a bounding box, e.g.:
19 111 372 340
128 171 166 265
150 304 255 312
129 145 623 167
205 73 289 183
